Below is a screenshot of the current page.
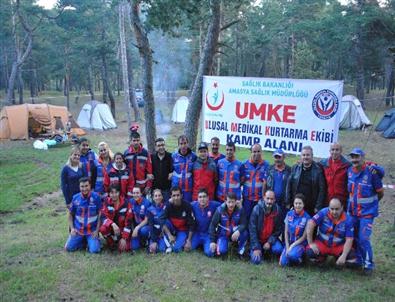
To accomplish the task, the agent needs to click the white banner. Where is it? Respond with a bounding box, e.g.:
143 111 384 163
202 76 343 158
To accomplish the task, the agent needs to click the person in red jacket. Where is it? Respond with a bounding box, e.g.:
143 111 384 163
124 130 153 195
319 143 351 207
99 184 131 252
192 142 218 201
104 153 134 198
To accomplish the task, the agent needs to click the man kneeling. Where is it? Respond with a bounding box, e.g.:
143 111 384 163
249 190 283 264
65 177 101 253
306 198 355 266
209 192 248 258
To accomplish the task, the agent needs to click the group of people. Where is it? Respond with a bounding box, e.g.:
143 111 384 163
61 130 385 274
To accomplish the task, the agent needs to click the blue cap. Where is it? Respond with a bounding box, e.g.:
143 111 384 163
349 148 365 156
198 142 208 150
273 148 285 157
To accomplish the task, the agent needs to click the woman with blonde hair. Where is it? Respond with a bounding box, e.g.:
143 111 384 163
61 146 87 207
93 141 114 197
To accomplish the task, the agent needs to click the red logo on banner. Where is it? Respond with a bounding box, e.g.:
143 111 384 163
206 82 224 111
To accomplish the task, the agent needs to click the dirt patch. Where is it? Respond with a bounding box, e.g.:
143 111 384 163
24 190 62 210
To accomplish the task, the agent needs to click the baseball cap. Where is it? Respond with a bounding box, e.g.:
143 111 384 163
198 142 208 150
272 148 285 157
349 148 365 156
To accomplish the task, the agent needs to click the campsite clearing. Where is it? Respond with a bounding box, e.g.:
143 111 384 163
0 95 394 302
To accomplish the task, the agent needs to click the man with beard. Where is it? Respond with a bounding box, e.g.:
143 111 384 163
306 198 355 267
347 148 384 274
266 149 291 216
286 146 326 216
209 137 225 164
249 190 283 264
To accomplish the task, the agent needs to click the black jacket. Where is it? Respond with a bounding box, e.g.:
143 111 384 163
249 201 283 251
266 164 292 205
285 162 326 214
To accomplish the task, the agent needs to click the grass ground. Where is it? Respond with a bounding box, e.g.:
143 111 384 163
0 89 394 301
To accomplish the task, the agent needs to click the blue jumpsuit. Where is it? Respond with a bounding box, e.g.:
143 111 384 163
279 209 310 266
191 200 221 257
347 164 384 270
129 197 152 250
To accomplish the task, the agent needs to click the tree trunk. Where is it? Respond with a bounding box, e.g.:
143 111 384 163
184 0 221 150
102 54 116 118
126 40 140 121
6 1 33 105
64 73 70 109
384 55 394 106
119 0 132 126
88 65 95 100
17 67 23 104
7 62 18 104
130 0 157 153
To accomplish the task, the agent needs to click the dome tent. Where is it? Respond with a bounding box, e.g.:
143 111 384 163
77 100 117 130
339 95 372 129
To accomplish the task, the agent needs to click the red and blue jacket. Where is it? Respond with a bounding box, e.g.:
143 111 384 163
216 157 244 202
241 159 269 202
320 155 351 206
191 200 221 234
69 191 102 235
104 163 134 198
209 152 225 164
347 164 384 218
209 203 246 242
80 149 97 181
159 200 196 232
147 202 165 242
93 158 112 195
124 144 153 191
249 201 283 250
192 157 217 201
128 197 151 225
312 208 354 247
171 149 197 194
285 209 310 245
101 196 130 239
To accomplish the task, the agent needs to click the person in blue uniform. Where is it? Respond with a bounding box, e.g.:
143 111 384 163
191 188 221 257
279 193 311 266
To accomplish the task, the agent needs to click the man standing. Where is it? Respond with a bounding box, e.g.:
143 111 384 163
286 146 326 216
171 135 197 202
249 190 283 264
347 148 384 274
216 141 244 203
124 131 153 195
192 142 217 201
65 177 101 253
241 143 269 219
306 198 355 267
266 149 291 214
209 137 225 164
320 143 351 207
159 187 196 253
152 138 173 202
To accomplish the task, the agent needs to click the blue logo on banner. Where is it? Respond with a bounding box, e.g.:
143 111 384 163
312 89 339 120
